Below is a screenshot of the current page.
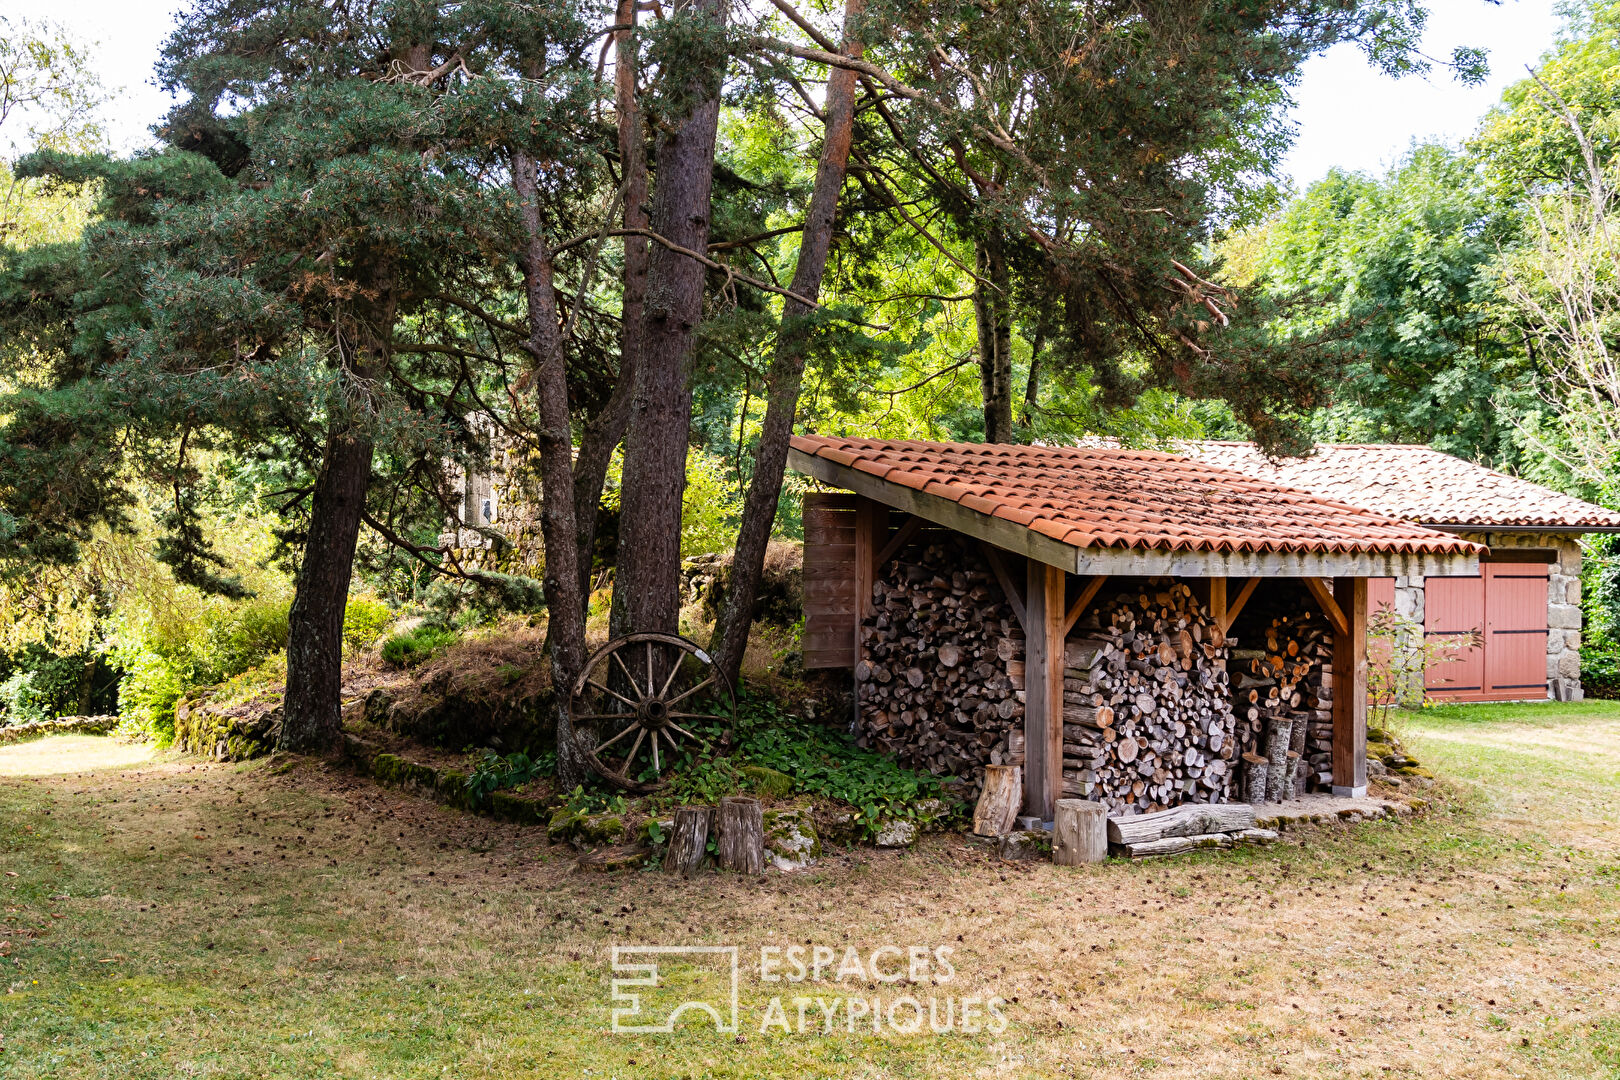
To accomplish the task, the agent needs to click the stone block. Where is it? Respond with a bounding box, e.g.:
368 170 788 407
1548 604 1582 630
1558 651 1582 679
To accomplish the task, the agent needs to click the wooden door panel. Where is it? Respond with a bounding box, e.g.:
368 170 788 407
1484 563 1549 696
802 493 858 668
1424 574 1484 697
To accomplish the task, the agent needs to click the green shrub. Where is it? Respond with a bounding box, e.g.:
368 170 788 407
204 599 291 677
1582 640 1620 699
464 749 545 804
381 624 459 667
0 648 95 724
343 594 394 654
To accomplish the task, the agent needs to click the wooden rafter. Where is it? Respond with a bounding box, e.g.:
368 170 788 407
1061 575 1107 636
980 542 1027 632
874 513 923 570
1303 577 1349 637
1215 576 1260 634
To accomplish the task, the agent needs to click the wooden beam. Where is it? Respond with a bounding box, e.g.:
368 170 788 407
1218 577 1260 633
1023 559 1066 821
1207 576 1228 629
1302 577 1349 637
1061 575 1107 637
1332 576 1369 797
873 513 923 571
853 498 882 630
980 542 1027 632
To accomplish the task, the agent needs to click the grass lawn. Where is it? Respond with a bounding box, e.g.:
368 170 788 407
1 702 1618 1079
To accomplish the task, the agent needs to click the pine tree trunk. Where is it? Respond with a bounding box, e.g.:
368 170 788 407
711 0 863 685
568 0 649 609
975 237 1013 442
280 427 374 751
611 0 727 639
513 150 591 788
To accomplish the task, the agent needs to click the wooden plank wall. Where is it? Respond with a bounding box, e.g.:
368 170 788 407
802 493 858 668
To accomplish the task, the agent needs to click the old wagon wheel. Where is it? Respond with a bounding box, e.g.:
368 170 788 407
571 632 735 793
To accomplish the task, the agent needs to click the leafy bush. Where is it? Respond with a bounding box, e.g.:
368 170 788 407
419 572 545 628
464 749 545 804
1581 640 1620 699
0 647 103 724
343 594 394 654
668 692 954 838
381 624 459 667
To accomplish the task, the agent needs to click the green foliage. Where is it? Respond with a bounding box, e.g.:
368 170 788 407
463 749 545 805
380 624 459 668
419 573 546 629
681 448 740 557
670 692 953 838
0 646 92 723
558 784 628 818
1580 639 1620 699
342 594 394 655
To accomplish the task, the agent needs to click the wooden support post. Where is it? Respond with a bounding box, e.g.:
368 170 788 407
1053 799 1108 864
1303 577 1349 637
1332 576 1368 797
1207 577 1227 628
1022 559 1066 820
851 498 882 729
1061 575 1107 636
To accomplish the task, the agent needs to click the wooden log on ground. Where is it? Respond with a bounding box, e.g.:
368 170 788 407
662 806 712 875
1115 831 1234 859
1053 799 1108 865
717 796 764 875
973 765 1022 837
1106 803 1256 846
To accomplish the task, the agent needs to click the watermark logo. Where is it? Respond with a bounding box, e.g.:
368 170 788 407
610 945 740 1034
609 944 1007 1037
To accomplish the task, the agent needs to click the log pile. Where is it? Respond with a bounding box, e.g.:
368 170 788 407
1227 593 1335 801
1041 580 1238 816
856 534 1024 797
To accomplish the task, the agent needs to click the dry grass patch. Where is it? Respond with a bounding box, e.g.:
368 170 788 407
0 702 1616 1078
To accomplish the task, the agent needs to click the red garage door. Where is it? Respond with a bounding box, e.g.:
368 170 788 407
1423 563 1549 701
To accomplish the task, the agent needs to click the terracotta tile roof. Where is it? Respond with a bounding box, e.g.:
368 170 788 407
1184 442 1620 530
791 436 1482 556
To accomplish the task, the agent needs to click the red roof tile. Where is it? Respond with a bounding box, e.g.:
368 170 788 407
1184 442 1620 530
791 436 1482 557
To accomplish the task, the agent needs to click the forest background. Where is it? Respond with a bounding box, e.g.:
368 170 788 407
3 0 1620 776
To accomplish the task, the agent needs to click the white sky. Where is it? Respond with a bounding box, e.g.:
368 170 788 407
6 0 1571 188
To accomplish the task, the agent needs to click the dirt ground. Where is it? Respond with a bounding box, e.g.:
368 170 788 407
1 701 1617 1079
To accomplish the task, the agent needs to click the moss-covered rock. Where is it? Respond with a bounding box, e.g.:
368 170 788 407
490 790 546 825
763 806 819 871
741 765 795 800
370 753 440 790
174 699 281 761
874 816 919 849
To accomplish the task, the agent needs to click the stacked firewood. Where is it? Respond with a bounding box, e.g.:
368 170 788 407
855 535 1024 796
1229 605 1334 801
1042 580 1238 816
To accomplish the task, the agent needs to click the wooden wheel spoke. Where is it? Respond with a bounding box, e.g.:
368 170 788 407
610 651 644 698
650 731 661 773
615 727 647 774
666 675 716 709
585 679 638 709
657 653 684 698
574 712 633 723
594 724 640 755
665 721 698 742
646 641 655 701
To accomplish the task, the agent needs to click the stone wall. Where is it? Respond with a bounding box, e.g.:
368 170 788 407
438 419 545 576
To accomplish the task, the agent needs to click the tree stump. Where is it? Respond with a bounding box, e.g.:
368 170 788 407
1264 716 1294 802
662 806 711 875
1241 752 1269 805
717 796 764 874
973 764 1022 837
1053 799 1107 865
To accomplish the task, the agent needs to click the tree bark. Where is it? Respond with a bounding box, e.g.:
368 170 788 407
569 0 649 608
280 428 375 751
974 236 1013 442
611 0 728 639
711 0 864 685
513 149 592 788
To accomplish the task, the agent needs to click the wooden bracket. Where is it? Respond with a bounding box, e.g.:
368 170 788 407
1303 577 1349 637
874 513 923 571
980 542 1027 632
1215 576 1260 634
1061 575 1107 636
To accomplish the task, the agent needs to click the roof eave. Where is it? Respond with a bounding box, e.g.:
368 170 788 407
1420 522 1620 535
789 445 1481 578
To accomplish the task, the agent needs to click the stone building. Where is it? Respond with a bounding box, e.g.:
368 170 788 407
1188 442 1620 702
